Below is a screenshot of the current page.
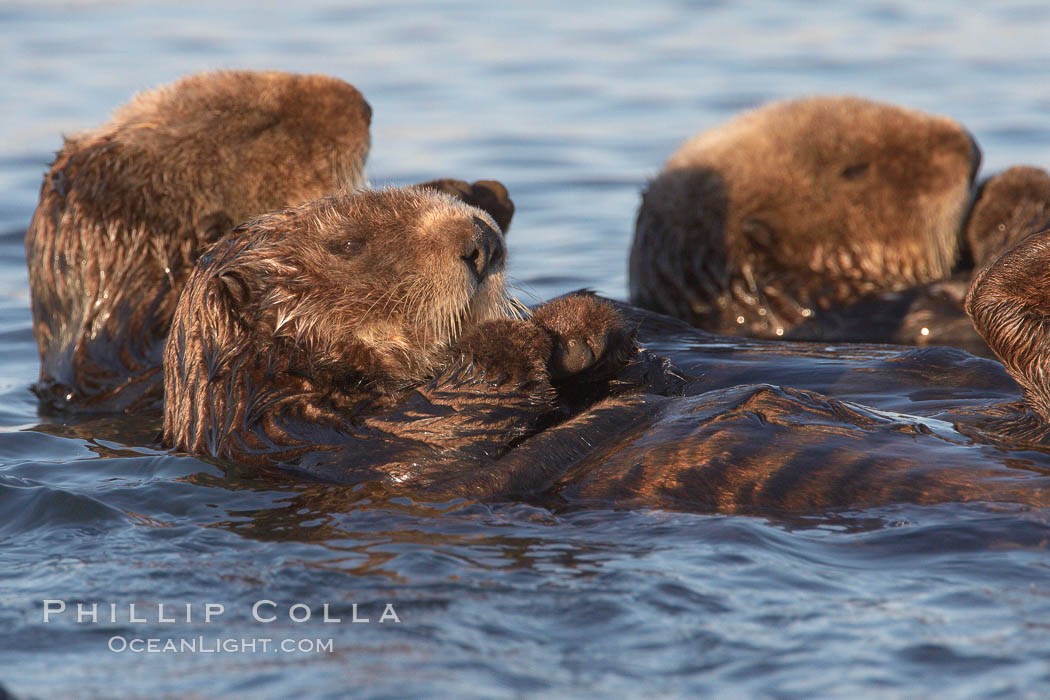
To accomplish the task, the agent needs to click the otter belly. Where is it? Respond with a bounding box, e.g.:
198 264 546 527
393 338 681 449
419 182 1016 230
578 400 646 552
457 300 1045 515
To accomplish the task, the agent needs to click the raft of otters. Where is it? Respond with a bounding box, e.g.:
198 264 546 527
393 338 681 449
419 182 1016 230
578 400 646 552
25 71 1050 515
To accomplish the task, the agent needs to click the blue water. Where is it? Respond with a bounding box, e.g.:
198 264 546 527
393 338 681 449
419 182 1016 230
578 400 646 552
3 2 1050 697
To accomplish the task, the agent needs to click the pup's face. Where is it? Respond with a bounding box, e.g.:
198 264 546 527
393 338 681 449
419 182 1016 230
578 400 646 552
965 166 1050 271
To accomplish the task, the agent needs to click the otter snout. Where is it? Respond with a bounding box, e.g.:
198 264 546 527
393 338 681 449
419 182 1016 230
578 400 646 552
462 216 506 283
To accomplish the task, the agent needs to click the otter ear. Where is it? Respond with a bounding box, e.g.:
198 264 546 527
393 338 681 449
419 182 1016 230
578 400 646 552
215 267 251 308
412 178 515 234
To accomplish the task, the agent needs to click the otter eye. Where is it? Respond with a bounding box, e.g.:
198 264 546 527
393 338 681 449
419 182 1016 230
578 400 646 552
841 163 869 179
327 239 364 256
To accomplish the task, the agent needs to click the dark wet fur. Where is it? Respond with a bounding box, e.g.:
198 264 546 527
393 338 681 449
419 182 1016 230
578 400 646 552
527 301 1050 515
967 229 1050 421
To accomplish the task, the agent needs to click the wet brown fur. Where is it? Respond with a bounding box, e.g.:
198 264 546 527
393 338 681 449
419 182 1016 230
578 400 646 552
965 165 1050 271
965 169 1050 422
163 187 638 489
629 96 979 341
26 70 372 412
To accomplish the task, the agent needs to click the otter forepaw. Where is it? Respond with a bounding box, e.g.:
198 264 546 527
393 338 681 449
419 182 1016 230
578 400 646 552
530 294 637 380
456 318 553 385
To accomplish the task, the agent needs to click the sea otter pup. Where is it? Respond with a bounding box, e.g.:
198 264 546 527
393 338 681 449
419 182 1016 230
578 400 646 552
163 187 642 490
629 96 980 342
965 165 1050 271
26 70 373 413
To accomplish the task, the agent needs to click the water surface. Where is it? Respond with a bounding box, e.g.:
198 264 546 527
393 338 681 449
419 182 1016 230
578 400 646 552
2 2 1050 697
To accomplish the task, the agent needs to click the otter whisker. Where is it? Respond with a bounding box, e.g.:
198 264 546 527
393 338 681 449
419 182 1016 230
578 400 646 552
361 281 409 322
507 280 543 305
503 291 530 321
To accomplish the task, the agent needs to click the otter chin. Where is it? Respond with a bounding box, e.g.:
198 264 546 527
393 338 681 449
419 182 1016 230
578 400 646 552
26 70 373 413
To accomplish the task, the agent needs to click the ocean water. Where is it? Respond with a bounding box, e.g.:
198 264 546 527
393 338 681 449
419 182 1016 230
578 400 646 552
3 1 1050 697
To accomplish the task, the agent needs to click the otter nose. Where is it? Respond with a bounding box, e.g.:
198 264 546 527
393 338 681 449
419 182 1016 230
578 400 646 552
462 216 506 283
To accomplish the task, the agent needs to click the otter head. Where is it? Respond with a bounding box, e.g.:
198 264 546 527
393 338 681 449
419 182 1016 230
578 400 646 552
101 70 373 233
631 96 980 335
966 229 1050 421
164 187 520 454
965 166 1050 271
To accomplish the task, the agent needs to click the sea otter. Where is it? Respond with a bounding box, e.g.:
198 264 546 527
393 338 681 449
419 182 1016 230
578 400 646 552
163 187 648 490
26 70 373 413
629 96 981 344
25 71 516 415
163 186 1050 514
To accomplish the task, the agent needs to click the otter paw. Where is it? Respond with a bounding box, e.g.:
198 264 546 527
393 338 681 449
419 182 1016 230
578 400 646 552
456 318 553 384
415 178 515 233
530 294 636 380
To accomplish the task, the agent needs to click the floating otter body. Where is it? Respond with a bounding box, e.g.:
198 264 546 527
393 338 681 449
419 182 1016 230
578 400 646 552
26 70 373 413
163 187 645 491
629 96 982 347
519 304 1050 514
164 186 1050 515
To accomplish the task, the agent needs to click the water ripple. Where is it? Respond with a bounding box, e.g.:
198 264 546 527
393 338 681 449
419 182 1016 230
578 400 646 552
4 0 1050 696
